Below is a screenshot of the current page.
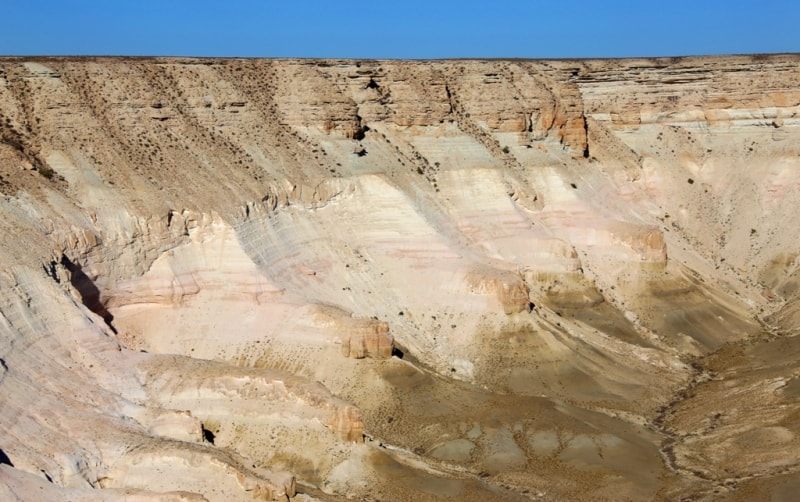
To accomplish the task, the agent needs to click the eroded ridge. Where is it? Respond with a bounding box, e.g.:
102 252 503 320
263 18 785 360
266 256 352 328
0 55 799 501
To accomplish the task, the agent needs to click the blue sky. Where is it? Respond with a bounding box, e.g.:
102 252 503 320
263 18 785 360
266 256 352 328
2 1 797 59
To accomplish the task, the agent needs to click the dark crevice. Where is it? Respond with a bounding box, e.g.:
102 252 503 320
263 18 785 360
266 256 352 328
582 115 590 158
202 425 216 444
444 83 454 115
60 254 117 334
0 448 12 467
44 260 60 284
352 114 369 141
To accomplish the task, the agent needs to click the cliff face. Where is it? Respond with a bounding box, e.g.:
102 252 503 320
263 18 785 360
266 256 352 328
0 55 799 501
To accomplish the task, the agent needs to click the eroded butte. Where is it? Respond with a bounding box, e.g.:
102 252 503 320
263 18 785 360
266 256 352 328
0 55 799 501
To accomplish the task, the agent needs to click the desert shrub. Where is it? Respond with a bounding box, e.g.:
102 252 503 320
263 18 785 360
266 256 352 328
38 166 55 179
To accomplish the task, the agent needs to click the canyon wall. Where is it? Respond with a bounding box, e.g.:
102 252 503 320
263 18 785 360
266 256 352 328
0 55 799 501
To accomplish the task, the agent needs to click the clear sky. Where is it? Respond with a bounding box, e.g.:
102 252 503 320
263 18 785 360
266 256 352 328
1 0 797 59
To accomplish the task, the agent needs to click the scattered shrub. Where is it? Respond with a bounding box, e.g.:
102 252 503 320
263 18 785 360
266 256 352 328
38 166 55 179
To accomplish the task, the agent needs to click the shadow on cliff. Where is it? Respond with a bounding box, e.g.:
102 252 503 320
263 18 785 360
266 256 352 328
60 254 117 334
0 448 13 467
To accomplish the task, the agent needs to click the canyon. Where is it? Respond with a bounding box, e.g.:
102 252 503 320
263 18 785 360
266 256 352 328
0 54 799 500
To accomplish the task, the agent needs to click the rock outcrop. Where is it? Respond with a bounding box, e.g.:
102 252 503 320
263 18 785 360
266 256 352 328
0 54 799 501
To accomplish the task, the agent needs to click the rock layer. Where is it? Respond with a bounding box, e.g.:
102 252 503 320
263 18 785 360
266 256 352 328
0 55 799 500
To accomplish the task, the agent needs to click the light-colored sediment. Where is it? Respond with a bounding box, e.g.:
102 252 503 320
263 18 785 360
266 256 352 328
0 55 799 500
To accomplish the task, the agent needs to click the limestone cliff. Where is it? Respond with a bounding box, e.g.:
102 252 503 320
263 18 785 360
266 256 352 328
0 55 799 501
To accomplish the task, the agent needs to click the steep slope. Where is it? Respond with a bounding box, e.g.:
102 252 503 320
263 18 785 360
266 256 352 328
0 55 798 501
